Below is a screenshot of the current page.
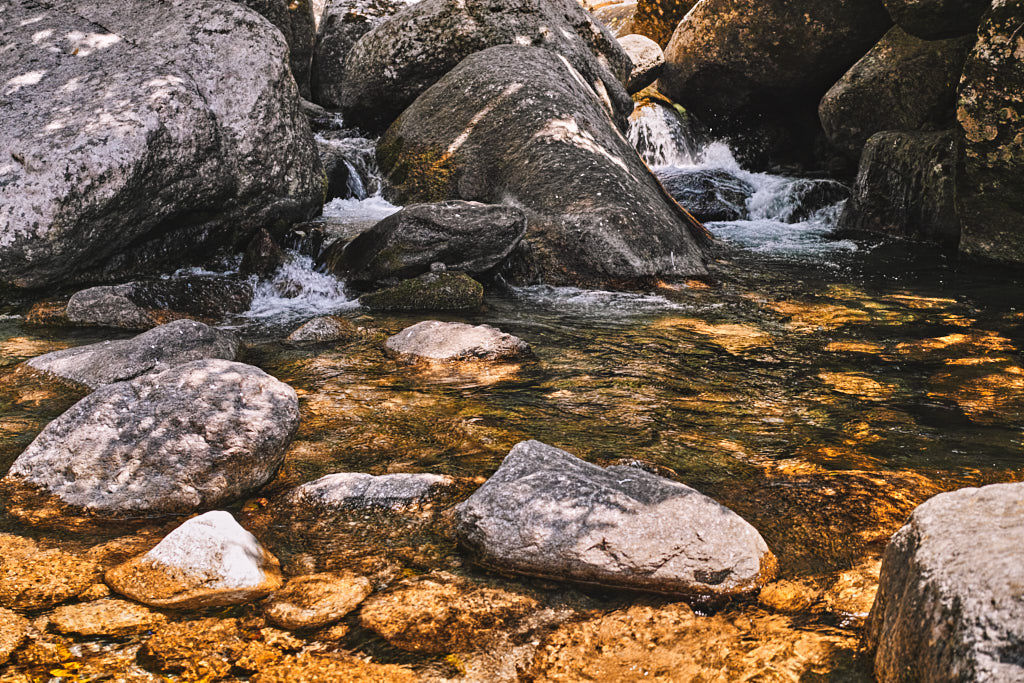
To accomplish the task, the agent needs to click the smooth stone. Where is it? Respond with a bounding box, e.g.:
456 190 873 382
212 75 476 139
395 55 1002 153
0 534 100 610
385 321 530 363
25 320 239 389
287 472 455 510
263 573 372 629
456 440 777 599
107 511 283 609
286 316 362 343
358 273 484 312
4 359 299 516
50 599 167 636
0 608 30 665
619 34 665 94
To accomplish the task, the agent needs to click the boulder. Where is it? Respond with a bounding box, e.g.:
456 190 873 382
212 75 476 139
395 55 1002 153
25 320 239 389
0 0 322 289
317 134 382 201
287 472 455 510
240 0 316 96
379 45 711 286
264 573 372 629
865 482 1024 681
107 511 283 609
630 0 697 47
619 34 665 93
240 229 289 278
286 315 363 343
338 0 635 133
956 0 1024 265
385 321 530 362
456 440 777 599
838 130 960 245
3 359 299 516
318 201 527 284
820 27 974 156
590 0 637 39
358 272 484 311
657 168 755 222
882 0 991 39
50 599 168 637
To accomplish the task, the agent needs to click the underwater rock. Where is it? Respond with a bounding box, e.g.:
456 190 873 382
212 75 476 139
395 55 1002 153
50 599 168 637
619 34 665 93
456 440 777 599
866 482 1024 681
286 315 363 343
107 511 283 609
251 652 417 682
380 45 711 286
359 273 484 312
287 472 455 510
0 534 100 610
338 0 634 132
264 572 372 629
25 320 239 389
4 360 299 516
0 0 322 289
657 168 755 222
0 608 29 665
883 0 990 38
318 201 526 284
385 321 530 362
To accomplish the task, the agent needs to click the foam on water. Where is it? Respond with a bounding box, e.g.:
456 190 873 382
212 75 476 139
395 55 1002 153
322 195 401 223
243 254 358 322
509 285 687 315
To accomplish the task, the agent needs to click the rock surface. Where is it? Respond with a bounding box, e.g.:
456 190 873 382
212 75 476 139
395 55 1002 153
358 272 485 312
0 0 322 288
866 482 1024 681
820 27 973 156
619 34 665 93
4 360 299 516
264 573 372 629
25 320 239 389
386 321 530 362
107 511 283 609
319 201 526 284
456 440 777 599
339 0 635 132
50 599 167 636
630 0 697 46
240 0 316 96
0 608 29 665
317 134 382 201
252 652 417 682
240 229 289 277
287 472 454 509
286 316 363 343
379 45 710 286
658 168 755 222
883 0 990 38
0 535 100 610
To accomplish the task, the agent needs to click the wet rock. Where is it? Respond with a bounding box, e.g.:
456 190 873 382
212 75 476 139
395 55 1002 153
619 34 665 93
820 558 880 621
758 578 824 614
0 608 30 665
764 178 850 223
658 168 755 222
0 535 100 610
141 617 246 678
358 572 540 653
456 440 777 600
820 27 973 156
66 285 157 330
239 0 316 97
319 201 527 284
630 0 697 46
3 360 299 516
0 0 322 289
264 572 372 629
956 0 1024 265
240 229 289 278
252 652 417 682
107 511 283 609
339 0 634 133
49 599 167 637
286 315 363 343
287 472 455 510
590 0 636 39
883 0 990 38
359 273 484 312
866 482 1024 681
318 135 381 201
25 320 239 389
838 130 960 245
379 45 710 286
386 321 530 363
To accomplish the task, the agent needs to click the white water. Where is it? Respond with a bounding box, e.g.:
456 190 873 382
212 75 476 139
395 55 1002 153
509 285 690 316
243 254 359 323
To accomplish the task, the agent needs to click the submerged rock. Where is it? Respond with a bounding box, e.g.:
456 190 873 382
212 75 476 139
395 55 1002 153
619 34 665 93
3 360 299 516
252 652 417 682
379 45 710 286
883 0 990 38
866 482 1024 681
107 511 283 609
385 321 530 362
0 608 29 665
0 0 322 289
0 535 100 610
359 273 484 312
264 572 372 629
287 472 455 510
658 168 755 222
286 315 363 343
318 201 527 284
456 440 777 599
339 0 634 132
50 599 167 637
25 320 239 389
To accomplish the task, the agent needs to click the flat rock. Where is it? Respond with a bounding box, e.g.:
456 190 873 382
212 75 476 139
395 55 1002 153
287 472 455 510
0 608 30 664
456 440 777 600
264 572 372 629
4 359 299 516
50 599 167 636
286 316 363 343
25 320 239 389
358 273 484 312
385 321 530 363
0 535 100 610
107 511 283 609
866 482 1024 681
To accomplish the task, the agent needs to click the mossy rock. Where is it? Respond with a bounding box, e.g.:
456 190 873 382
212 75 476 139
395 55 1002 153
359 273 483 312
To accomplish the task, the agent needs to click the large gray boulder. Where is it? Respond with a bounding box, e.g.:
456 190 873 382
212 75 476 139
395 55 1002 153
882 0 990 39
866 482 1024 681
457 441 777 599
338 0 635 133
317 201 527 285
0 0 322 289
379 45 711 286
25 320 239 389
3 360 299 516
820 27 973 156
239 0 316 97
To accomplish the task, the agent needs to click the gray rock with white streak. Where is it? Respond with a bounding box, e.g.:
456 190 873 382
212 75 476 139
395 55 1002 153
618 34 665 93
288 472 454 509
456 440 777 599
4 360 299 516
26 320 239 389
